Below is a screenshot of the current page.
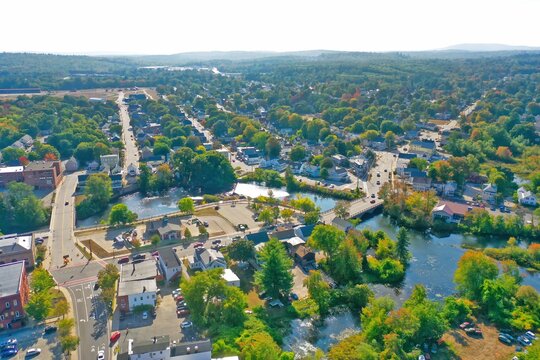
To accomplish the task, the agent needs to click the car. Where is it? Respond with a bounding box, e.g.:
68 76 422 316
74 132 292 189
459 321 472 329
172 288 182 296
44 325 57 334
2 348 17 357
118 257 130 264
289 293 299 301
525 331 537 341
177 309 190 316
142 311 148 320
203 221 209 227
370 193 376 198
25 348 41 357
376 181 381 185
35 237 44 245
133 253 146 260
110 331 121 343
193 242 204 248
97 350 105 360
181 321 193 329
93 283 100 290
465 327 482 336
175 295 185 302
64 201 69 206
517 335 531 346
370 199 376 204
499 334 513 345
232 236 242 242
151 251 159 257
1 339 17 347
376 172 381 177
237 224 248 231
212 239 222 245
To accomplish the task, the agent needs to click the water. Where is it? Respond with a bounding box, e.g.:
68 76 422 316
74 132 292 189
233 183 337 212
356 215 540 305
283 310 360 357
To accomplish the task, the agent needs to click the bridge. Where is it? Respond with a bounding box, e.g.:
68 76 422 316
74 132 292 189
321 198 384 224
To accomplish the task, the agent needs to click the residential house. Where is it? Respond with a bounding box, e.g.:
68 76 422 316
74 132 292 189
0 166 24 187
117 260 160 313
100 154 120 169
300 163 320 177
281 236 306 256
350 156 370 177
188 248 226 271
293 224 315 241
237 147 262 165
443 181 457 197
222 269 240 287
331 217 353 232
119 335 170 360
245 231 270 246
270 228 296 241
158 249 182 281
331 154 348 167
409 140 436 158
482 183 498 203
411 177 432 191
517 187 537 206
141 146 154 161
0 261 30 329
432 201 474 224
328 167 350 182
65 157 79 172
0 234 35 268
111 174 123 191
404 130 419 140
147 217 182 241
23 161 63 189
294 245 316 268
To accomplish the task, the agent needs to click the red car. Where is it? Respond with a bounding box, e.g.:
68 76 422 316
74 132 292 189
193 242 204 248
151 251 159 257
175 295 185 302
118 257 130 264
110 331 121 343
177 309 190 317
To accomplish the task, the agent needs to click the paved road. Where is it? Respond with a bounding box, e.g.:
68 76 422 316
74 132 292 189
117 92 139 178
0 324 63 359
49 173 80 269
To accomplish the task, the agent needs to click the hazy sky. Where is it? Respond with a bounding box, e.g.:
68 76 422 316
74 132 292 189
2 0 540 54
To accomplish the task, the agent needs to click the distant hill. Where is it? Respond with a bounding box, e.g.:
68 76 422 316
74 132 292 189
439 43 540 52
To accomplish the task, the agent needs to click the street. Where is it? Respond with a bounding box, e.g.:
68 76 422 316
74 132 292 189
117 92 139 180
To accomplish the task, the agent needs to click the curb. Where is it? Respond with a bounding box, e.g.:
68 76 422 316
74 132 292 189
57 286 79 360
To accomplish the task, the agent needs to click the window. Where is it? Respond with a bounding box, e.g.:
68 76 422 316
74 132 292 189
140 297 143 301
13 300 17 306
5 302 9 309
0 315 4 321
15 311 20 317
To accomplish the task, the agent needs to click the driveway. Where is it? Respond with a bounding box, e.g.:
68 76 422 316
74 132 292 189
291 265 309 299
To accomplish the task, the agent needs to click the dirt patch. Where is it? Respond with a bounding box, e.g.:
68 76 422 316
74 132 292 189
80 239 129 258
442 322 516 360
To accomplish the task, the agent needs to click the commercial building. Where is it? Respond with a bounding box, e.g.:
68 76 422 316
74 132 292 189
0 261 30 329
23 161 63 189
117 260 161 313
0 166 24 187
0 234 35 268
118 338 212 360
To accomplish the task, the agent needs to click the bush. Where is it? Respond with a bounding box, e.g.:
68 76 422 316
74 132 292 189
291 298 319 319
203 194 220 203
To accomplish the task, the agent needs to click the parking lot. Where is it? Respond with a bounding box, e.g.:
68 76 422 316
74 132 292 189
0 324 63 359
112 284 200 354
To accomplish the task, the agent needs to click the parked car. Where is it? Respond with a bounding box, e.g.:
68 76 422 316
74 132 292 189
175 295 185 302
371 194 376 198
44 325 57 334
465 327 482 336
177 309 190 317
2 348 17 357
500 333 515 343
35 237 44 245
459 321 472 329
517 335 531 346
193 242 204 248
232 236 242 242
203 221 209 227
97 350 105 360
181 321 193 329
142 311 148 320
525 331 537 341
25 348 41 357
110 331 121 343
151 251 159 257
172 288 182 297
376 180 381 185
211 239 222 245
370 199 376 204
132 254 146 263
289 293 299 301
1 339 17 347
498 334 513 345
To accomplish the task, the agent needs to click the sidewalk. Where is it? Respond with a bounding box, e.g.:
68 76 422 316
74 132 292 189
57 286 79 360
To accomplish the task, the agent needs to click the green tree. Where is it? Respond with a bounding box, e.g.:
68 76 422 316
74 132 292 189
25 291 52 322
138 164 152 195
361 296 394 345
238 330 282 360
0 182 48 232
30 268 55 293
227 239 256 262
85 173 112 209
304 270 331 315
409 158 428 171
280 208 294 222
258 207 276 225
152 164 173 193
153 142 170 156
184 227 192 239
289 145 307 162
331 241 362 284
265 136 281 159
1 147 26 163
177 197 195 214
151 234 161 247
396 228 410 265
52 299 69 319
333 201 350 219
255 238 293 298
384 131 396 149
304 210 320 225
109 204 138 225
328 334 378 360
320 167 329 179
454 250 498 300
320 157 334 169
481 275 518 325
309 224 346 259
60 335 79 354
58 317 75 338
442 296 473 325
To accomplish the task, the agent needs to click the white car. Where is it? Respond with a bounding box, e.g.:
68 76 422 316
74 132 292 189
26 348 41 357
142 311 148 320
180 321 193 329
97 350 105 360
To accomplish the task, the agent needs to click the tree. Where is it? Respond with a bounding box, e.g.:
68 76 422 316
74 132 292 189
58 317 75 338
481 275 518 325
1 147 26 163
25 292 52 322
309 224 346 258
52 299 69 319
334 201 350 218
98 264 119 289
328 334 378 360
177 197 195 214
151 234 161 247
396 228 410 265
331 241 362 284
85 173 112 209
409 158 428 171
60 335 79 354
255 238 293 298
138 164 152 195
384 131 396 149
454 250 498 300
304 270 331 315
109 204 138 225
30 268 55 293
290 196 317 213
304 210 320 225
442 296 472 325
361 296 394 345
184 227 192 239
320 167 329 179
265 137 281 159
152 164 173 193
280 208 294 222
153 142 170 156
227 239 256 262
289 145 306 162
0 182 48 232
258 207 276 225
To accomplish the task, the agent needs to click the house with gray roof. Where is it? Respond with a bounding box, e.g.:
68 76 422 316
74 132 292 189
188 248 226 271
0 261 29 329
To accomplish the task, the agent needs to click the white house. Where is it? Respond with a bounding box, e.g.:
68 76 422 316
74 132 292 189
158 249 182 281
300 163 320 177
482 183 498 203
222 269 240 287
117 279 157 313
517 187 537 206
188 248 226 271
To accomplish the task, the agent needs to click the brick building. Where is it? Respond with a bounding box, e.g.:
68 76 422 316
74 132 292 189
23 161 63 189
0 234 35 268
0 261 30 329
0 166 24 187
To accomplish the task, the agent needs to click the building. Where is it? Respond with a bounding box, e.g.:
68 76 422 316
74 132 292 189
222 268 240 287
369 137 387 150
237 147 262 165
117 260 160 313
409 140 436 158
245 231 270 246
158 249 182 281
482 183 498 203
432 201 474 224
300 163 320 178
331 154 348 167
294 224 315 241
0 234 35 268
293 245 316 268
328 167 350 182
64 157 79 172
331 217 353 232
411 176 432 191
147 217 182 241
0 166 24 187
350 156 370 177
188 248 226 271
100 154 120 169
517 187 537 206
120 335 170 360
0 261 29 329
170 340 212 360
23 161 63 189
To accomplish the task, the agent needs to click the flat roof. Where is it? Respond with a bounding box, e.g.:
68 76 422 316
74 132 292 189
0 233 32 252
170 340 212 357
120 260 159 282
0 261 25 297
222 268 240 283
118 279 157 297
25 161 56 171
0 166 24 174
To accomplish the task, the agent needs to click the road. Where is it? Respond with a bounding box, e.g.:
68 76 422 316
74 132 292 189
117 92 139 180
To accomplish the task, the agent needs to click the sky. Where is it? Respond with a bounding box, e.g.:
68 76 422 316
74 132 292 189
2 0 540 55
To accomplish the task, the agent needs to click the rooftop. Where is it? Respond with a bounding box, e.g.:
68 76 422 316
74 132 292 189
158 248 181 268
222 268 240 283
25 161 57 171
118 278 157 297
432 200 473 217
0 261 25 298
0 233 32 253
130 335 170 355
120 260 159 282
0 166 24 174
170 340 212 357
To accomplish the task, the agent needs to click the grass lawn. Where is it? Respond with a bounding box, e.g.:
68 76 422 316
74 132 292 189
231 264 264 309
441 321 517 360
